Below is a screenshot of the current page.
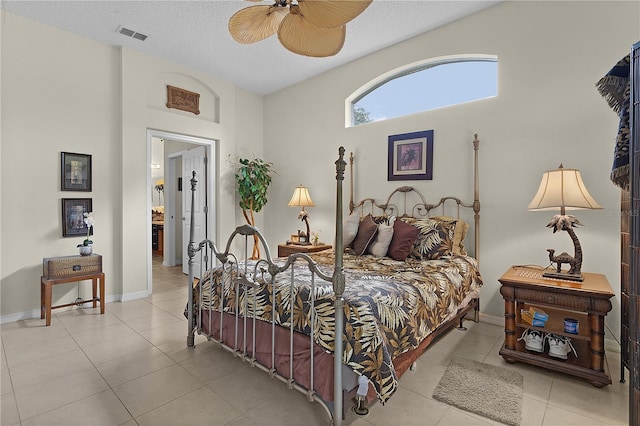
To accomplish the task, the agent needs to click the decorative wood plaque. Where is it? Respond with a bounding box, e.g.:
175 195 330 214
166 85 200 115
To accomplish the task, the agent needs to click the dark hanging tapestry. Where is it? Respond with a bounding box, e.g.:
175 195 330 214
596 54 630 190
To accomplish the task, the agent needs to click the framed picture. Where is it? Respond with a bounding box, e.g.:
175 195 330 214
62 198 92 237
61 152 92 191
388 130 434 181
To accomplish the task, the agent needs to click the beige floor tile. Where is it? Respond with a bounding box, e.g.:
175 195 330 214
155 333 218 363
21 389 133 425
96 346 175 387
207 361 291 414
136 386 243 425
71 321 136 348
137 320 191 347
107 299 157 321
542 403 618 426
146 288 186 303
124 309 184 332
56 310 124 334
0 319 69 349
396 360 447 399
1 369 13 396
521 397 548 426
547 375 628 425
1 390 20 425
82 331 154 365
149 298 191 317
243 388 331 426
435 407 495 425
1 350 13 396
362 387 449 426
14 369 109 420
9 349 95 390
179 343 247 384
3 334 78 368
113 364 202 417
224 416 258 426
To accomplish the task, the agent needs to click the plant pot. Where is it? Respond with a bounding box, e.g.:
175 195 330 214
79 245 93 256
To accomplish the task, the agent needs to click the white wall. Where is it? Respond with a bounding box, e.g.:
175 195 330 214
1 1 637 343
262 1 640 339
0 11 264 320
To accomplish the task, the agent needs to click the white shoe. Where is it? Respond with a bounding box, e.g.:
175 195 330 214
517 329 544 353
546 333 577 359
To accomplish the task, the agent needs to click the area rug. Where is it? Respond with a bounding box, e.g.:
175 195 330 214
432 358 523 426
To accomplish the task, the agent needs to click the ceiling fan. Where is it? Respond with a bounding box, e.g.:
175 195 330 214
228 0 372 58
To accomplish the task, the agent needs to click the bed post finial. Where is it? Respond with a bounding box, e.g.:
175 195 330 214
336 147 346 181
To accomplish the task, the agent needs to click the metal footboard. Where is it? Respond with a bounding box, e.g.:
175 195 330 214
186 153 349 423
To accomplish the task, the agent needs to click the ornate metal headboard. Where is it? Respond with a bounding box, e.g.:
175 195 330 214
348 134 481 262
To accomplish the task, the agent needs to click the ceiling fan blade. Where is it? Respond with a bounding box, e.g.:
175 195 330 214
228 5 288 44
298 0 372 28
278 10 346 57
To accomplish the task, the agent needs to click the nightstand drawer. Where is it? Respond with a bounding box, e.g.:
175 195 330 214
514 287 590 311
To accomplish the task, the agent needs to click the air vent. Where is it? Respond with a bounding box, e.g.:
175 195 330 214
132 32 148 41
117 26 148 41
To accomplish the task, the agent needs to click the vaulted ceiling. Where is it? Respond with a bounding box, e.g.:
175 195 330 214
2 0 500 95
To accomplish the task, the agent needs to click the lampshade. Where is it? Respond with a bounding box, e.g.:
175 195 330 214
288 185 315 208
527 164 602 213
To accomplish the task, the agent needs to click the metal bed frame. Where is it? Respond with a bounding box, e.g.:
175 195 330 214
186 135 481 425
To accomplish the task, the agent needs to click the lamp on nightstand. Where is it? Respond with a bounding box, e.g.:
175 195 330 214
527 164 602 281
288 185 315 245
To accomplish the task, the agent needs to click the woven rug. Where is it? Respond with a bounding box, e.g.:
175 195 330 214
432 358 523 426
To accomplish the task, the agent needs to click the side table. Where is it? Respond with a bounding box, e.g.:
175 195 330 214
498 265 614 387
41 254 105 326
277 243 332 258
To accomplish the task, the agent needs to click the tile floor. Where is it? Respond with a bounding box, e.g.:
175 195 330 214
1 256 630 425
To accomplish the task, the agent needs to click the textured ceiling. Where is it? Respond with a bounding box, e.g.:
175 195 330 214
2 0 500 95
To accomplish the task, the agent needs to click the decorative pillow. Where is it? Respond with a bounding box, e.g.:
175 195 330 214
368 217 396 257
431 216 470 256
343 213 360 249
387 219 420 261
352 214 378 256
407 217 456 260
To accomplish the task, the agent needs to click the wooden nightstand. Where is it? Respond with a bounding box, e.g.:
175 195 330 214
277 243 332 258
498 265 614 387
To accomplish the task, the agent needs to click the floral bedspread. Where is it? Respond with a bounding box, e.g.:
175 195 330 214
191 251 482 403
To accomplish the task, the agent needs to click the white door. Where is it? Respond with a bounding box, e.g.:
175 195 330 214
182 145 207 276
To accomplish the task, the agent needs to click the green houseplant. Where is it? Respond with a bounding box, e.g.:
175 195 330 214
234 157 275 258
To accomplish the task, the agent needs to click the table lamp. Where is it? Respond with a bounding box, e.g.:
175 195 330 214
288 185 315 245
527 164 602 281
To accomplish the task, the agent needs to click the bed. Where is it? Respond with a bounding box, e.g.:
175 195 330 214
185 134 482 425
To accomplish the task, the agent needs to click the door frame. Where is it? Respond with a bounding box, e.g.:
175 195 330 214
146 129 216 295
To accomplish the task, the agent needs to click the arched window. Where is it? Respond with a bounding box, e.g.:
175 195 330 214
348 56 498 126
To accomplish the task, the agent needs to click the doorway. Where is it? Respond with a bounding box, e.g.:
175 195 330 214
146 129 216 296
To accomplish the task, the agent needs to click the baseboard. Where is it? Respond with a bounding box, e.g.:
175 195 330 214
0 292 147 324
120 290 150 302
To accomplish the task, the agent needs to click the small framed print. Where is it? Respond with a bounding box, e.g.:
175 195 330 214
62 198 92 237
388 130 434 181
61 152 92 191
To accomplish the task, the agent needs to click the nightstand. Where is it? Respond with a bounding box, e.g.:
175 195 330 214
498 265 614 387
277 243 332 258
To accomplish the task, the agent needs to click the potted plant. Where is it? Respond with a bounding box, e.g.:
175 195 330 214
234 157 275 258
77 212 95 256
